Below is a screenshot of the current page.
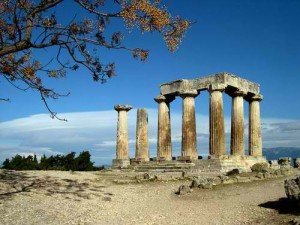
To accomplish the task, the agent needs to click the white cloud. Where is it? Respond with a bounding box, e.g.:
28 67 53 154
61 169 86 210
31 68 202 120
0 109 300 165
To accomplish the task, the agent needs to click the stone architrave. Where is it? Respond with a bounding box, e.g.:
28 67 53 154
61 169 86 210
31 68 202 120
135 109 149 162
154 95 175 161
230 90 246 156
209 84 226 157
179 89 199 161
249 94 263 157
113 104 132 167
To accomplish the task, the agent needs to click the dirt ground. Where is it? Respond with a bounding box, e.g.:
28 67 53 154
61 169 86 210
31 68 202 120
0 169 299 225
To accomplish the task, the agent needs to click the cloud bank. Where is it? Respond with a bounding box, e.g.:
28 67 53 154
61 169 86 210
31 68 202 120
0 109 300 165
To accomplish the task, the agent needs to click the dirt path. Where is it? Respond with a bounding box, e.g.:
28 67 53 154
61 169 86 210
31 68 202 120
0 170 299 225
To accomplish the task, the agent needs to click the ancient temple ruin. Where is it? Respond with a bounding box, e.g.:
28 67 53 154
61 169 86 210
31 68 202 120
112 72 266 172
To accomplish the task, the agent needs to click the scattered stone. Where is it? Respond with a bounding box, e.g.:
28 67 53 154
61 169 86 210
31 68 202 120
236 176 251 183
218 175 230 183
294 158 300 169
222 178 237 185
255 172 264 179
284 175 300 202
176 185 192 195
251 163 269 173
143 173 157 181
263 173 271 179
290 217 300 225
226 169 240 176
279 157 292 169
280 168 292 176
102 196 112 202
190 177 215 189
269 160 280 170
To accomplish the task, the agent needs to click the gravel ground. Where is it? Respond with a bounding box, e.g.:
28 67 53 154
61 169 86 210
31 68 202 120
0 169 299 225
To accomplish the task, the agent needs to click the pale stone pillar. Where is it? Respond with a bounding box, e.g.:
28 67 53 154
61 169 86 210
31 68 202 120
113 104 132 167
230 91 246 156
135 108 149 162
209 84 226 157
249 94 263 157
179 90 199 161
154 95 175 161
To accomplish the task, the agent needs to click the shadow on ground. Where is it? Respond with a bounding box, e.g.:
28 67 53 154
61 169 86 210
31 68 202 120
0 170 112 201
259 198 300 216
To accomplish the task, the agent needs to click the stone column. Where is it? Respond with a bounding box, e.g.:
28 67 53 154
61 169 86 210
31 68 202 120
179 90 199 161
135 108 149 162
249 94 263 157
230 91 246 156
209 84 226 157
154 95 175 161
113 104 132 167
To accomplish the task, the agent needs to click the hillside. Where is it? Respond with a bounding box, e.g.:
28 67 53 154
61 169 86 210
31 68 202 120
263 147 300 160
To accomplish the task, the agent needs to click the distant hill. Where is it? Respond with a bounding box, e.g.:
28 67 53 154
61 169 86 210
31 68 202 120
263 147 300 160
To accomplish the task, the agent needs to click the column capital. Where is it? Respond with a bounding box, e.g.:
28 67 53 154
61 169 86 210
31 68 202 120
179 89 199 98
114 104 132 112
232 90 247 97
250 94 263 101
154 95 175 103
208 84 227 92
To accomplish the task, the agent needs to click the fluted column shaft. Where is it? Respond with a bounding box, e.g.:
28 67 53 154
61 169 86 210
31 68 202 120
154 95 174 160
135 109 149 161
209 84 226 157
115 105 132 160
230 91 245 156
249 95 263 156
179 90 199 160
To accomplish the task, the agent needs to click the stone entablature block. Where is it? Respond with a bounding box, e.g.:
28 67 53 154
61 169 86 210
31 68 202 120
160 72 260 100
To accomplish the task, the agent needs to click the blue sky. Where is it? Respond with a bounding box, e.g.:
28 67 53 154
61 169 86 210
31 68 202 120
0 0 300 165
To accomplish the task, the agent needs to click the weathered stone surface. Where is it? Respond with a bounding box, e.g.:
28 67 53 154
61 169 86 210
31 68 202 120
284 175 300 202
251 162 269 173
160 72 260 97
114 105 132 166
255 172 264 179
176 185 192 195
279 157 292 169
230 91 246 156
249 95 263 156
294 158 300 168
226 169 240 176
209 84 226 157
179 89 198 160
143 173 157 181
269 160 279 168
135 109 149 161
290 217 300 225
114 104 132 111
190 177 215 189
154 95 174 161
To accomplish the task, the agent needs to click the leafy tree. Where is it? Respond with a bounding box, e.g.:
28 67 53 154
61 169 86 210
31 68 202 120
2 151 101 171
0 0 191 120
40 154 49 170
2 158 10 169
75 151 94 171
64 151 76 171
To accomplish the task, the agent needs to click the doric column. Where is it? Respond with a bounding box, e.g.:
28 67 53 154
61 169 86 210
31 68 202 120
113 104 132 167
209 84 226 157
179 89 199 161
230 91 246 156
154 95 175 161
135 108 149 162
249 94 263 157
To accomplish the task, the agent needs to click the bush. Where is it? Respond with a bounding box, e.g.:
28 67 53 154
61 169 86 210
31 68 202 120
251 162 269 173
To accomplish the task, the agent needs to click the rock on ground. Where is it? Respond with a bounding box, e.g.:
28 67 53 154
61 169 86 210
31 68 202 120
285 175 300 201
